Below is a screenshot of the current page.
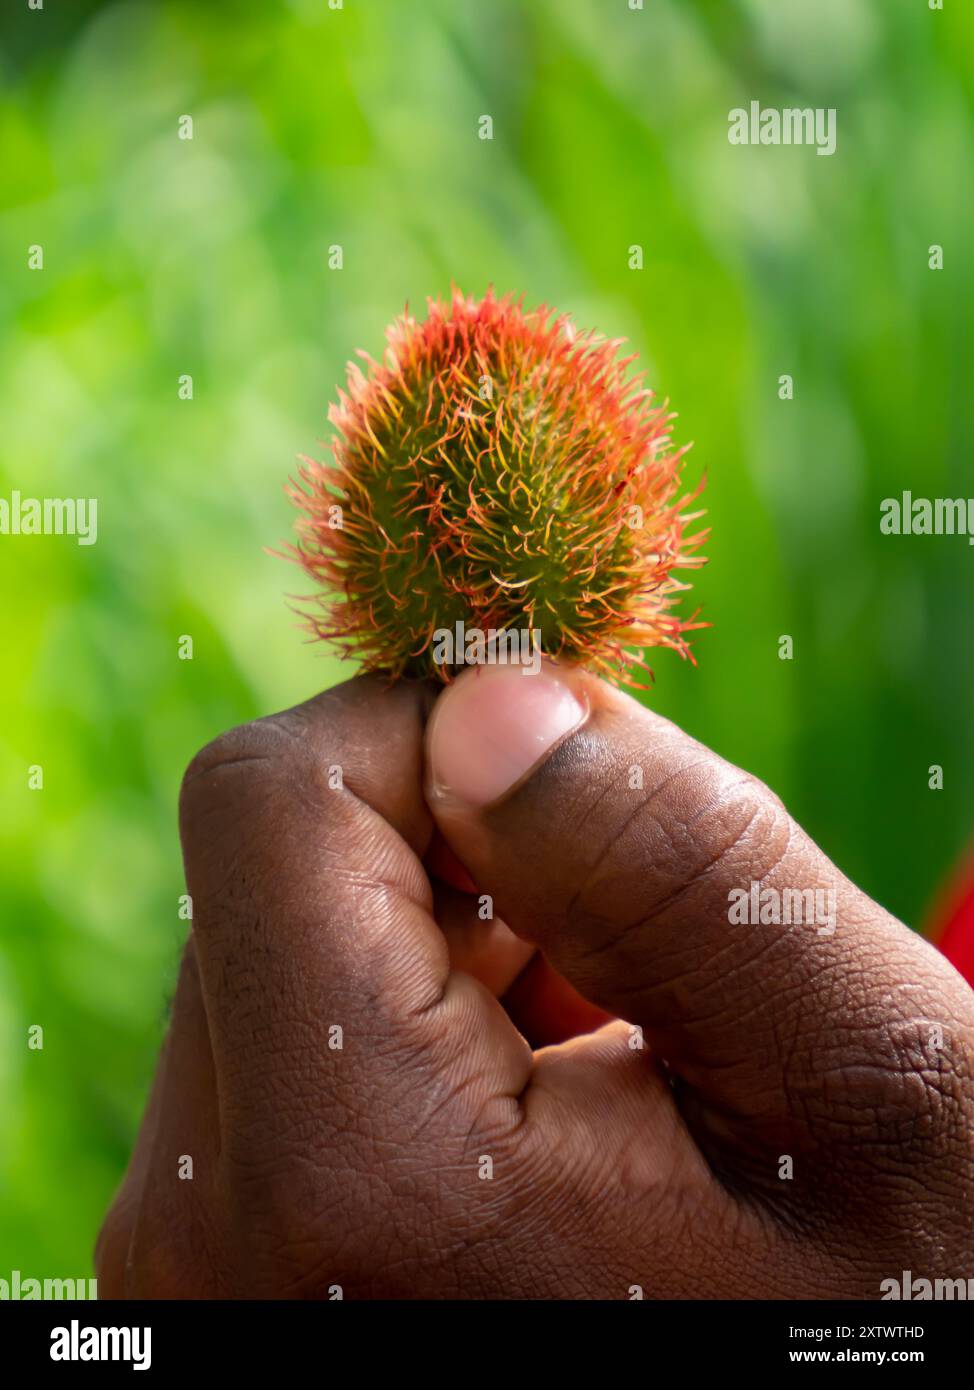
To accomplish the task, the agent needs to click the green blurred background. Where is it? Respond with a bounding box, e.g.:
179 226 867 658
2 0 972 1278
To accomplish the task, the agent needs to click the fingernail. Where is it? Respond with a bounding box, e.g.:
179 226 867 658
427 663 587 807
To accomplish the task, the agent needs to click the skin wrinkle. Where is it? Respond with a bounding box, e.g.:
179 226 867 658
180 751 278 787
605 798 768 940
559 772 786 960
578 804 769 969
562 770 743 937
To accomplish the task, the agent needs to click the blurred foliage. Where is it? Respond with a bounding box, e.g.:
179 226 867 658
1 0 972 1276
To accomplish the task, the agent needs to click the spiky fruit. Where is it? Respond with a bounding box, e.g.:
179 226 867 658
284 289 706 683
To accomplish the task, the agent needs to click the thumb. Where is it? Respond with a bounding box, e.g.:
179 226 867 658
424 660 974 1166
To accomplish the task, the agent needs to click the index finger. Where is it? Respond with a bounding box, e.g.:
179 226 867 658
179 675 531 1147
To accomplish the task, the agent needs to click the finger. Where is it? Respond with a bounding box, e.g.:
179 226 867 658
96 942 218 1295
501 954 613 1049
179 674 532 1155
432 875 610 1042
526 1021 707 1193
425 662 974 1182
425 829 477 891
433 877 612 1043
432 877 535 996
514 1021 784 1299
95 1035 170 1297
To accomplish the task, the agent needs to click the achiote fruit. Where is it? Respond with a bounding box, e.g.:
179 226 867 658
284 288 707 683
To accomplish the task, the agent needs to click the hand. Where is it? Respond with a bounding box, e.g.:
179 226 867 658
96 664 974 1298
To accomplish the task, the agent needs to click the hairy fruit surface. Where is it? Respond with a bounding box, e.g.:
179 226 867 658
284 289 707 683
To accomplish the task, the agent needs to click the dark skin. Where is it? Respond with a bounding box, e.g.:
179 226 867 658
96 666 974 1298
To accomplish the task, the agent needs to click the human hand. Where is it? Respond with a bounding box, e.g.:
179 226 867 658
96 664 974 1298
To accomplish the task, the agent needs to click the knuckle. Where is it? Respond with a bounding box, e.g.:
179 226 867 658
807 1060 974 1270
179 713 309 825
802 948 974 1156
882 1013 974 1162
568 748 790 932
776 978 974 1250
649 759 786 890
